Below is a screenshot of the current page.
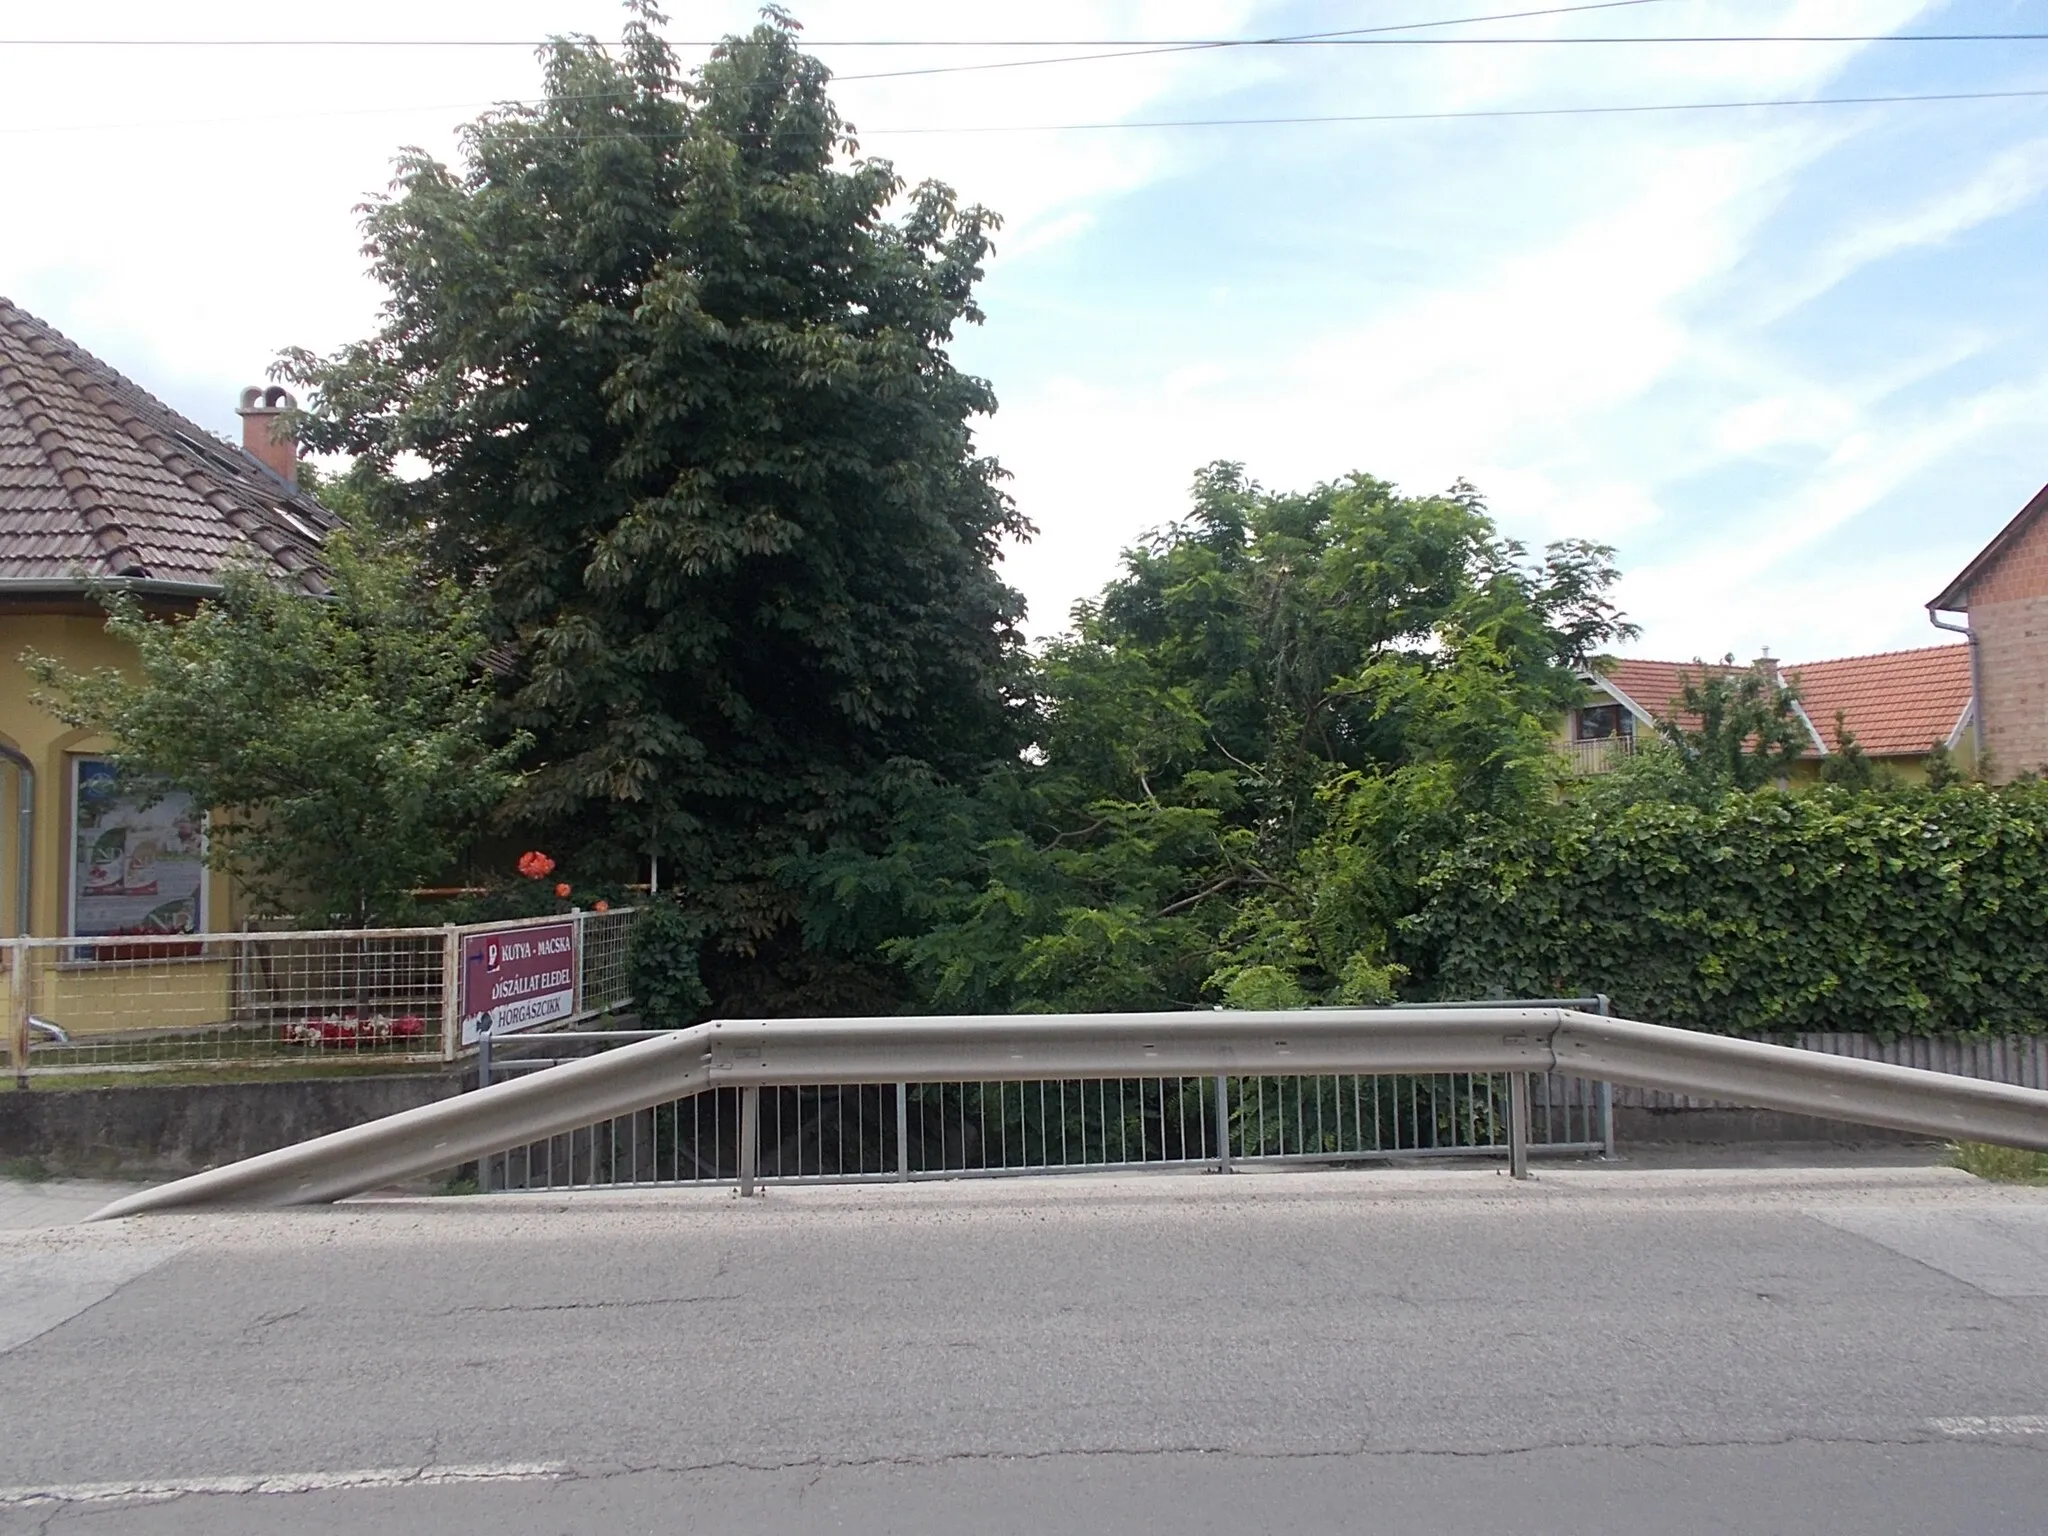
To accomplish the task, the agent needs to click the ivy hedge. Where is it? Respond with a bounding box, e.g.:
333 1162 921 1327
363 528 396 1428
1407 784 2048 1039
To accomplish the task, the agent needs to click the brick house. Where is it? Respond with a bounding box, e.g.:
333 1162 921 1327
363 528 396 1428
0 295 334 938
1928 480 2048 783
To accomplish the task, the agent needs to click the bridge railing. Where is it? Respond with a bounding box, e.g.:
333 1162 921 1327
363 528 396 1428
87 1006 2048 1219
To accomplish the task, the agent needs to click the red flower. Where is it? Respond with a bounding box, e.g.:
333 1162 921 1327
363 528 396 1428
554 881 572 899
391 1014 426 1039
593 899 610 913
517 850 556 880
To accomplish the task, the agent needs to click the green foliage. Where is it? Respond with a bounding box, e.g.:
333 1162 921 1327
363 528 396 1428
28 516 519 927
283 5 1026 973
1653 658 1810 791
1949 1141 2048 1182
628 895 711 1027
797 465 1634 1013
1817 711 1878 790
1410 783 2048 1038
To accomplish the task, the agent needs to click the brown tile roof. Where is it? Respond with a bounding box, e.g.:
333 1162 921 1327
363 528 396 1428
0 296 331 594
1589 645 1972 761
1785 645 1972 758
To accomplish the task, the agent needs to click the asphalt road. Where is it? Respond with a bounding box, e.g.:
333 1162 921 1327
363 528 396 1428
2 1164 2046 1534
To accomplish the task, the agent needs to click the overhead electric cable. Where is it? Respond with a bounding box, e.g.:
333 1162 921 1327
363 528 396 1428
0 2 1683 48
854 86 2048 134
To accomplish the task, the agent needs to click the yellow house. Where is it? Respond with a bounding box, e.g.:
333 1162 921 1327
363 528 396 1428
1560 648 1979 784
0 295 333 942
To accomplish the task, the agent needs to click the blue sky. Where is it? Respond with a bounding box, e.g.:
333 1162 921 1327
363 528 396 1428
3 0 2043 662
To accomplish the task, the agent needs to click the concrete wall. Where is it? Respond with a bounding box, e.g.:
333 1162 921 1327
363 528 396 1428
0 1072 467 1178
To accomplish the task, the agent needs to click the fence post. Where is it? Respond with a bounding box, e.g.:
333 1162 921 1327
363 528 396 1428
1506 1071 1531 1180
1214 1074 1232 1174
475 1020 495 1194
572 907 587 1018
738 1086 761 1197
895 1082 910 1181
438 924 461 1064
8 939 27 1090
1596 993 1617 1159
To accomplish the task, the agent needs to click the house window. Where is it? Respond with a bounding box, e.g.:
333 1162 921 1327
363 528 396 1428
1575 704 1633 742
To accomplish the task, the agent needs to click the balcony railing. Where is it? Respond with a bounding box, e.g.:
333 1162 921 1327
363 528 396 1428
1565 735 1636 774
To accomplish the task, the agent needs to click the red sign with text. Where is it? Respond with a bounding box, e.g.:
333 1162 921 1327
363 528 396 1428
460 920 577 1043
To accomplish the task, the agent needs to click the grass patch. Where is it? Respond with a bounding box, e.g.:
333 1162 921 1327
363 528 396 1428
437 1173 480 1197
2 1155 53 1183
1948 1141 2048 1183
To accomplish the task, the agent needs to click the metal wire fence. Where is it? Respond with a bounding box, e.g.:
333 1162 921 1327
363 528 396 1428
11 908 639 1075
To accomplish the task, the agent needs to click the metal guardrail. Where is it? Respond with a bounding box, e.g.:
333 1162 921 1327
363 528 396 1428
86 1007 2048 1219
472 997 1618 1191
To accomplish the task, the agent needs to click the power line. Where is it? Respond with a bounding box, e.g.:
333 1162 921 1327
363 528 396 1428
855 86 2048 134
0 3 1684 49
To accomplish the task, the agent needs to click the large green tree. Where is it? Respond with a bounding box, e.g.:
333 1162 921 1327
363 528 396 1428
797 465 1636 1012
285 6 1026 994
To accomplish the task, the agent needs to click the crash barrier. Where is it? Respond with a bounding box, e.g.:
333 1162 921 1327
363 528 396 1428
87 1007 2048 1219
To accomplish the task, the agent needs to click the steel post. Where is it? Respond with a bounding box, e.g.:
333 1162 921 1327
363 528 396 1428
475 1023 494 1194
1214 1074 1232 1174
738 1085 761 1197
895 1082 910 1181
1596 993 1617 1159
1507 1071 1531 1180
8 939 27 1090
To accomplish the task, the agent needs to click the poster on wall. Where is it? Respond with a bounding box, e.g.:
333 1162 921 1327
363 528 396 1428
69 757 207 938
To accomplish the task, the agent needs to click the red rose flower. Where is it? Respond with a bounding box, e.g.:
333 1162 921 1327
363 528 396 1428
517 851 556 880
554 882 572 899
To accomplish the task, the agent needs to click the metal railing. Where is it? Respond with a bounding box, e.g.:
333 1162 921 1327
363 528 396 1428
483 1071 1616 1192
87 1005 2048 1219
1565 734 1637 774
475 998 1619 1191
8 908 638 1078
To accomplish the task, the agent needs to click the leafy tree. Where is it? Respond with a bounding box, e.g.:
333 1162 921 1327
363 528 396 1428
28 515 519 926
1654 658 1810 791
1819 711 1879 790
283 5 1026 999
797 465 1636 1012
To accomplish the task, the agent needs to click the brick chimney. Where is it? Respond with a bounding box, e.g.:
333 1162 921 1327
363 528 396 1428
237 385 298 485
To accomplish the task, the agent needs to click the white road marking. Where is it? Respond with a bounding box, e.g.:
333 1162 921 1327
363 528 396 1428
1928 1416 2048 1437
0 1462 570 1508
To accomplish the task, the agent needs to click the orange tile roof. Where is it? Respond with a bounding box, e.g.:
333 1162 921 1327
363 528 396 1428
1589 645 1971 760
1597 658 1741 725
1785 645 1972 758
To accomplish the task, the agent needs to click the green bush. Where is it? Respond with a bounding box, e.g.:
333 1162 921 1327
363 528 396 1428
1407 783 2048 1038
628 897 710 1029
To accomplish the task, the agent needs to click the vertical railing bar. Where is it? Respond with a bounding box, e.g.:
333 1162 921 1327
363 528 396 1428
1215 1075 1232 1172
738 1085 760 1197
1507 1070 1531 1180
896 1082 910 1181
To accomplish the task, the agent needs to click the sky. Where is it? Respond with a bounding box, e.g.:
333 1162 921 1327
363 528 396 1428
2 0 2044 664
